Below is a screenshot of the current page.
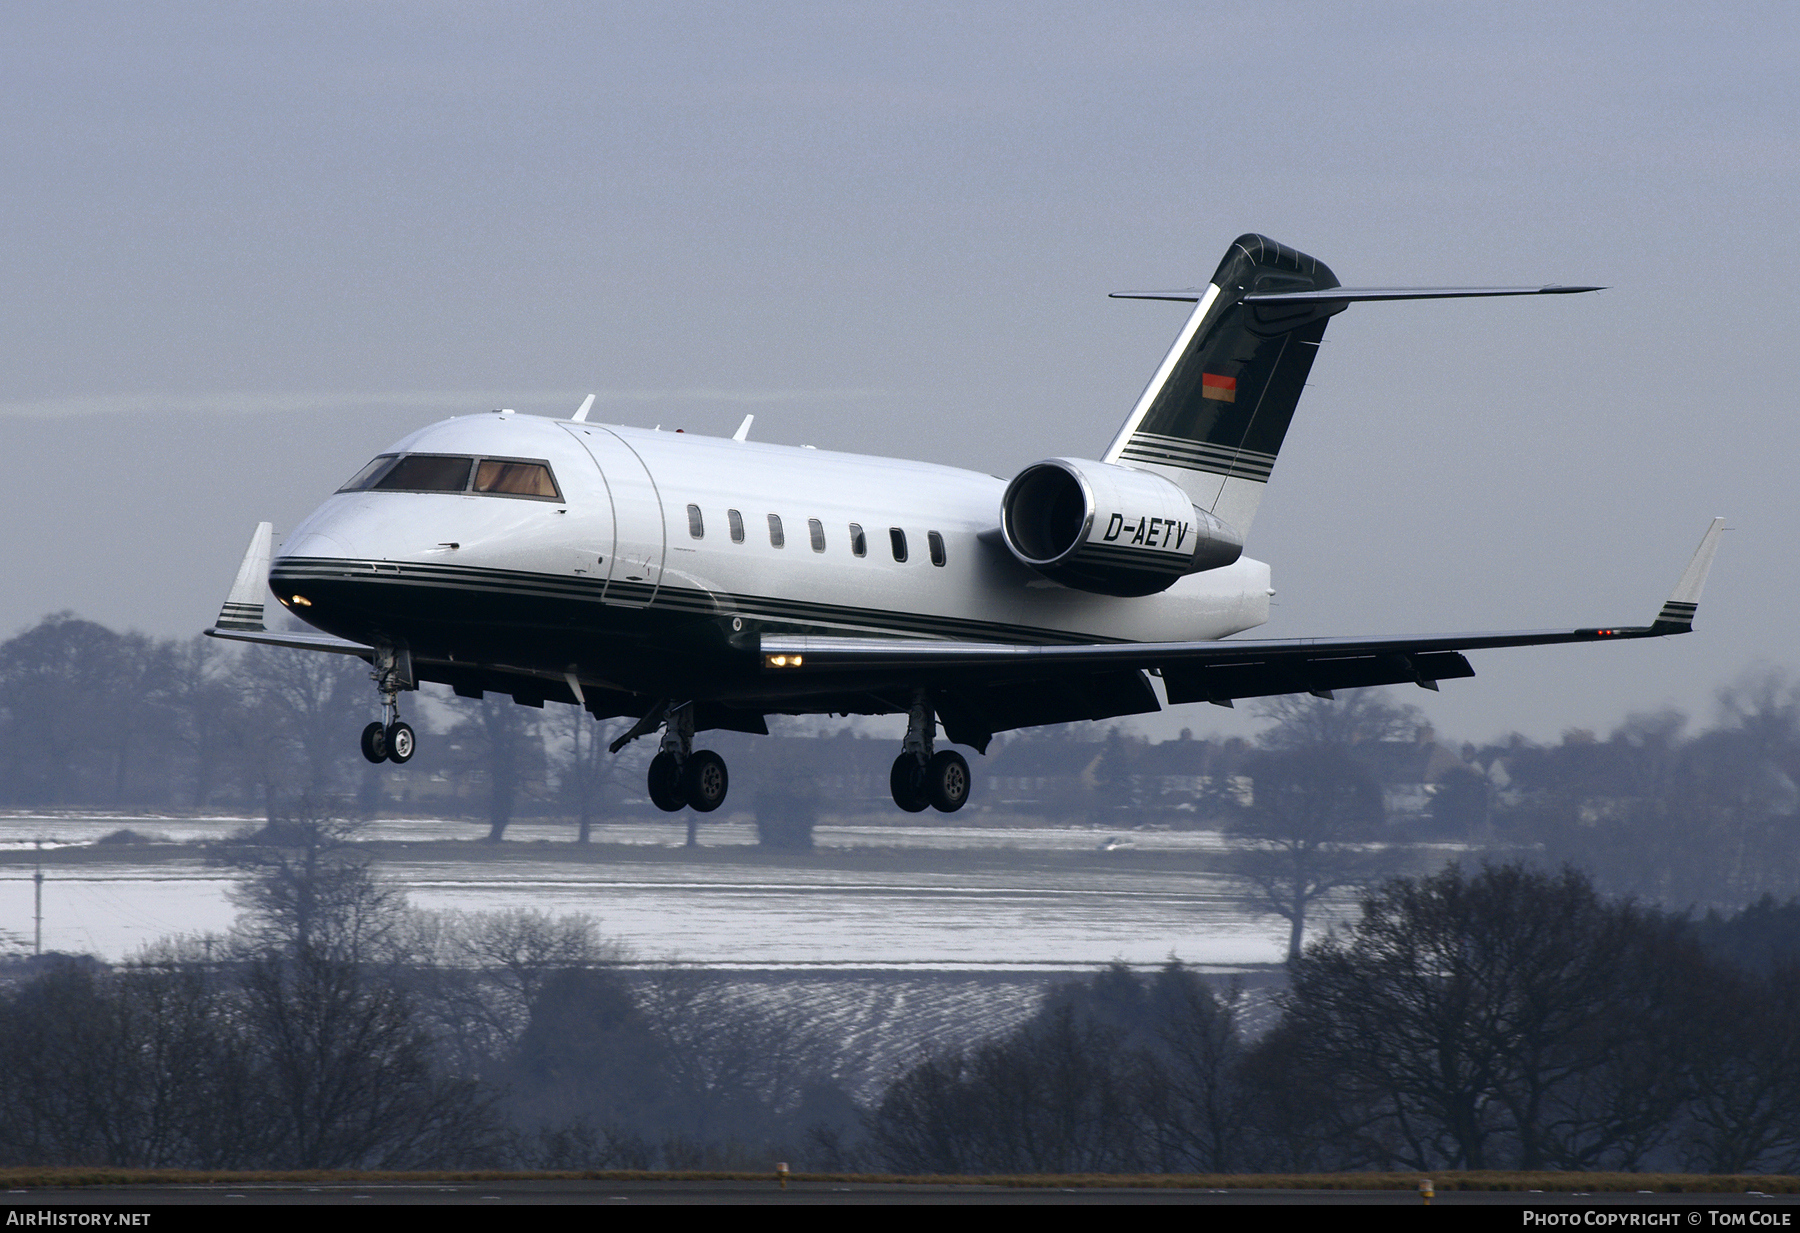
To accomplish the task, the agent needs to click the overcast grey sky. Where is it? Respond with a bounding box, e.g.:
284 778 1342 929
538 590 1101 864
2 2 1793 745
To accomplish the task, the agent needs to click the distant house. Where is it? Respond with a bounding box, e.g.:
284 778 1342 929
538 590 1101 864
1344 726 1475 819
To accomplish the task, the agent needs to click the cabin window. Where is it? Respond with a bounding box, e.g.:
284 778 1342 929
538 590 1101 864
728 509 745 543
808 518 826 553
373 454 475 493
687 504 704 539
339 455 398 492
849 523 867 557
768 514 785 548
928 531 947 567
473 458 560 500
890 527 908 562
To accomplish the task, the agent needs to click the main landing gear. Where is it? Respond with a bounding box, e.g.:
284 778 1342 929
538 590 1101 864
360 645 416 765
633 702 730 814
889 693 969 814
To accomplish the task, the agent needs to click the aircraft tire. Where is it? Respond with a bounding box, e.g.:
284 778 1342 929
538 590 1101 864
683 750 729 813
385 721 415 764
360 722 389 764
648 751 687 812
889 754 929 813
925 749 970 813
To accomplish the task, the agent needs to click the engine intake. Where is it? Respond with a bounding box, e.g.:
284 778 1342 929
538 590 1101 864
1000 458 1242 596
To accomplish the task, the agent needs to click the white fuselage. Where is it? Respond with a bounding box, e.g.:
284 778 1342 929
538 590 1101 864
275 412 1272 678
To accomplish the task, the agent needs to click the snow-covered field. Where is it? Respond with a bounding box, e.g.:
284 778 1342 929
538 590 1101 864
0 813 1305 970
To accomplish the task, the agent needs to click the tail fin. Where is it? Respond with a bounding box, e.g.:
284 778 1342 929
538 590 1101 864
1103 234 1341 538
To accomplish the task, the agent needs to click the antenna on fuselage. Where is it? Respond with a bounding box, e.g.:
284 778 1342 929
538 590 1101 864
571 393 595 423
733 414 754 442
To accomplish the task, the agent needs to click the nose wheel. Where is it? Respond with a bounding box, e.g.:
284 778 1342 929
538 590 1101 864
359 645 417 764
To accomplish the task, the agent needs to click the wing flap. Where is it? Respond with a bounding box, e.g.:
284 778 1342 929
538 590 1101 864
1161 651 1474 706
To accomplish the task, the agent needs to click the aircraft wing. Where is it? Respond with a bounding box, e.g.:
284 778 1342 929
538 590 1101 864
756 518 1726 719
205 626 376 657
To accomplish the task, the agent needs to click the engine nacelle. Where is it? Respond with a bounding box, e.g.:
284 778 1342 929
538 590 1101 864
999 458 1243 597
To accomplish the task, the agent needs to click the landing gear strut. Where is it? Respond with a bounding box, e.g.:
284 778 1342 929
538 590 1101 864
889 692 969 813
640 702 729 813
360 644 415 764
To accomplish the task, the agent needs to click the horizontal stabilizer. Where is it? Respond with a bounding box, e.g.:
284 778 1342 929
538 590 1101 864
1245 284 1604 304
1111 284 1603 304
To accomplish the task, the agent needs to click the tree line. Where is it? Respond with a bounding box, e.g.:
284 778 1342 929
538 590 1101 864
868 865 1800 1175
0 802 862 1170
6 830 1797 1173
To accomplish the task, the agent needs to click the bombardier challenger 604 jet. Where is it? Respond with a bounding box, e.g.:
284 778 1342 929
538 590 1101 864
207 234 1722 815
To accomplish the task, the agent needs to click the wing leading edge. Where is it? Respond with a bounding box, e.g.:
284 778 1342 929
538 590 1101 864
757 518 1727 710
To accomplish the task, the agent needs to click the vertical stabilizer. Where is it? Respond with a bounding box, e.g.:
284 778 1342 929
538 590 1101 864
1104 234 1342 537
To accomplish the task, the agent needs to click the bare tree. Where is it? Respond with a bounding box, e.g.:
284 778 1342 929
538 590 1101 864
1271 863 1696 1171
1253 688 1424 750
444 695 545 841
405 909 619 1070
240 947 498 1169
213 797 405 962
552 712 634 842
1225 744 1391 962
1141 966 1246 1173
241 645 370 806
1679 963 1800 1173
635 967 849 1144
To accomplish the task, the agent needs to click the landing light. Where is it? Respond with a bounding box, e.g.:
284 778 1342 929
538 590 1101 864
289 594 312 608
765 654 804 668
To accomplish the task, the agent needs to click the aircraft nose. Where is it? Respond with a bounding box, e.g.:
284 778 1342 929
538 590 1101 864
278 497 375 562
283 529 354 559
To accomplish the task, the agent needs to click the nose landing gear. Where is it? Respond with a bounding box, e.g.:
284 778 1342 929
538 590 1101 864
359 645 416 764
889 693 969 813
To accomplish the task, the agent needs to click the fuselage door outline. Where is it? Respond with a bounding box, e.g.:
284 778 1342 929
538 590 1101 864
564 424 667 608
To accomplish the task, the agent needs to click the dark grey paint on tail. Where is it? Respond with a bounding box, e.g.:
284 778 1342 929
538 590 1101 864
1108 234 1345 534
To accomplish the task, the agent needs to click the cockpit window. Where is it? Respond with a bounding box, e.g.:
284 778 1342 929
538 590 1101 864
474 459 560 499
339 455 399 492
339 453 563 501
374 454 475 493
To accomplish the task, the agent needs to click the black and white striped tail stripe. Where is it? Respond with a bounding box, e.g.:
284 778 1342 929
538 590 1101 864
1117 432 1276 482
1656 599 1697 629
215 601 265 632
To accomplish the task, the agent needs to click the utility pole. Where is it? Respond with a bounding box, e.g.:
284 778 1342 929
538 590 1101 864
33 838 45 956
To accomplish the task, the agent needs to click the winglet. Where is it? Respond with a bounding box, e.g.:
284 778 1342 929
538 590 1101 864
214 522 273 632
733 413 755 442
1651 517 1726 633
571 393 596 423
